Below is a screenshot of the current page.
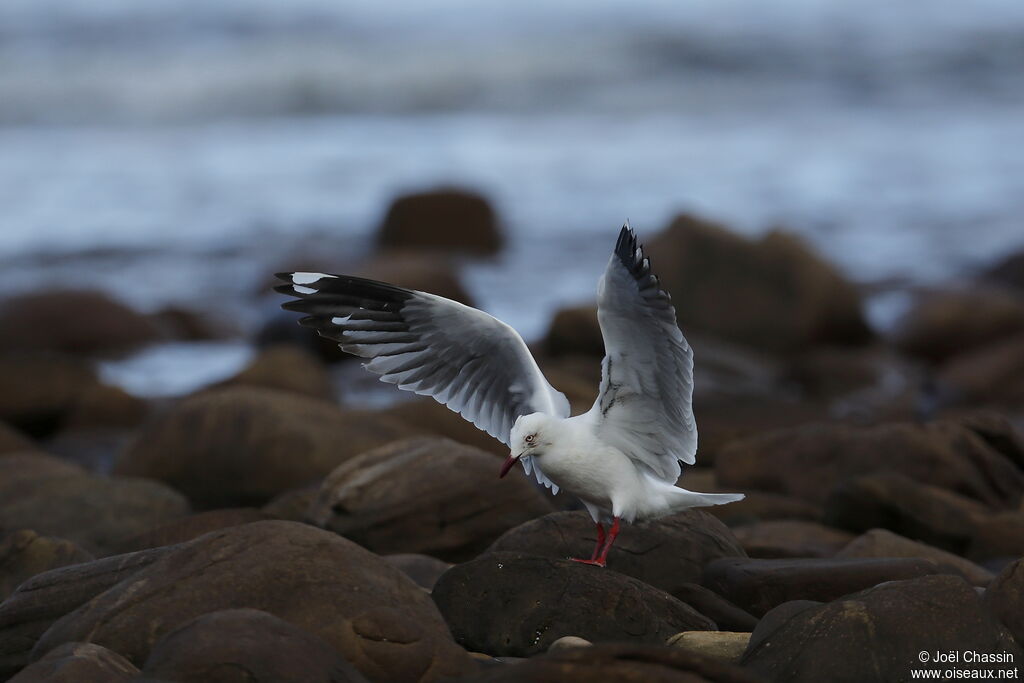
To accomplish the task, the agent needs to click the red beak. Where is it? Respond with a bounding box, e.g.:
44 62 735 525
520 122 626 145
499 453 522 479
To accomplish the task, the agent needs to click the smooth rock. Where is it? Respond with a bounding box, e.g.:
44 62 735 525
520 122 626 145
668 583 759 632
717 419 1024 508
9 642 138 683
837 528 994 586
33 521 472 682
548 636 592 652
666 631 750 663
704 491 822 526
984 558 1024 645
742 575 1022 682
377 188 502 255
732 520 854 559
383 554 453 592
140 609 368 683
308 437 553 562
702 556 964 617
113 508 272 554
542 305 605 358
433 552 715 657
487 509 746 596
0 353 100 437
0 422 35 455
213 345 334 401
940 332 1024 407
115 386 415 507
381 398 505 455
969 512 1024 563
0 530 93 601
824 473 992 554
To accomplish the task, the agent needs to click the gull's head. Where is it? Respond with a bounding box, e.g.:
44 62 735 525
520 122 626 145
500 412 552 479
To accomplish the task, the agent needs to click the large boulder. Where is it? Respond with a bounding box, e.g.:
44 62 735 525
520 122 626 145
0 354 101 437
968 511 1024 563
939 332 1024 407
307 437 552 562
383 554 453 592
893 287 1024 363
837 528 993 586
8 642 138 683
717 419 1024 508
0 290 161 356
463 643 764 682
139 609 368 683
0 530 93 600
486 510 746 596
646 214 871 352
112 508 272 554
702 556 964 617
732 521 854 559
823 473 993 554
0 545 173 679
376 188 502 255
381 398 505 456
432 553 715 657
212 345 334 401
984 558 1024 646
115 387 415 508
0 422 35 456
32 521 473 682
0 455 190 555
742 575 1022 682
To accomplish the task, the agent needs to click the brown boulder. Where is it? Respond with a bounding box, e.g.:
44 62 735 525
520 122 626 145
113 508 272 553
742 575 1022 682
140 609 368 682
983 249 1024 292
940 332 1024 407
384 554 453 592
824 473 992 554
308 437 553 562
0 422 35 455
647 214 870 352
377 188 502 255
380 398 504 455
704 491 822 526
666 631 751 664
984 558 1024 646
0 290 161 356
463 643 764 682
0 353 100 437
9 642 138 683
0 530 93 600
702 556 964 617
969 512 1024 563
213 344 334 401
893 287 1024 363
838 528 994 586
60 384 148 431
33 521 472 682
115 386 415 508
668 583 759 633
732 521 854 559
542 305 604 358
716 419 1024 508
0 455 190 555
487 510 746 597
432 553 715 657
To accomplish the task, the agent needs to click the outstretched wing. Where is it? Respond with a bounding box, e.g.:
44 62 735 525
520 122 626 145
589 224 697 482
276 272 570 446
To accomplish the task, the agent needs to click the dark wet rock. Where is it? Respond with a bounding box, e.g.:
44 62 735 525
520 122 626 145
0 545 172 679
33 521 472 682
0 530 93 601
542 305 604 358
940 332 1024 407
140 609 368 683
381 398 505 455
384 554 453 592
457 642 764 682
704 491 822 526
968 512 1024 563
666 631 750 663
647 214 871 352
261 485 319 522
892 287 1024 363
983 249 1024 293
783 345 900 399
308 437 552 562
433 552 715 657
487 509 746 596
823 473 992 554
63 383 148 431
9 642 138 682
717 419 1024 508
955 411 1024 470
742 575 1022 682
213 344 334 401
837 528 994 586
702 556 964 617
0 289 162 356
377 188 502 255
669 583 759 632
732 521 854 559
0 455 190 556
0 353 101 437
0 422 35 455
115 386 415 508
113 508 272 553
984 558 1024 645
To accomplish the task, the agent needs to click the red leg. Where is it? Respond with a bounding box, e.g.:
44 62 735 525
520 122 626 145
594 517 621 567
571 522 606 566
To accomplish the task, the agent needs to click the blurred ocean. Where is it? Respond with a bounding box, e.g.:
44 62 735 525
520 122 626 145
1 0 1023 395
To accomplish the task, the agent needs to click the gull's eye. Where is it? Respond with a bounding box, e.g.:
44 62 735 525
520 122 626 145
525 434 535 444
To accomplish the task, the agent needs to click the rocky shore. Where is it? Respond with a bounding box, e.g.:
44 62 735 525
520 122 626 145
1 189 1022 682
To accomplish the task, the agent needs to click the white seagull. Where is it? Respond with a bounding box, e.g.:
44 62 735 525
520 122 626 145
276 224 743 567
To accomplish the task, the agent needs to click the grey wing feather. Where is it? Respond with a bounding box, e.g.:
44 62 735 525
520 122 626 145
275 272 569 446
590 224 697 482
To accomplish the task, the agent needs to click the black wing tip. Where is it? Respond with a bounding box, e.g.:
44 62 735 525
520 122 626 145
615 221 643 271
